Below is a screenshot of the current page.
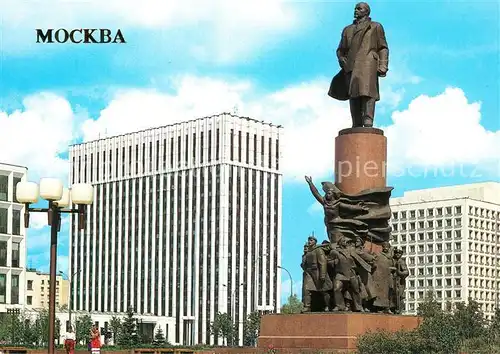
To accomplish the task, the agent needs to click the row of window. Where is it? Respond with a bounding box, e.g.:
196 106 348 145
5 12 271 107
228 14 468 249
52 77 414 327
393 206 462 220
393 218 462 231
0 273 20 304
407 301 495 319
393 230 461 243
408 277 461 288
399 241 459 254
0 241 21 267
407 253 461 265
409 265 461 277
0 175 22 203
0 208 21 235
468 217 499 231
469 206 500 219
73 132 280 184
394 205 499 222
409 289 461 300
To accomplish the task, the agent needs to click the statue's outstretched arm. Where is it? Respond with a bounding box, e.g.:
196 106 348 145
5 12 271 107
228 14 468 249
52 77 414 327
305 176 324 205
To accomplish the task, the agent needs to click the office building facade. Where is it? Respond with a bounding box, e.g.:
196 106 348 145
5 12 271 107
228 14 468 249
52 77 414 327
390 182 500 320
69 113 283 345
0 163 28 313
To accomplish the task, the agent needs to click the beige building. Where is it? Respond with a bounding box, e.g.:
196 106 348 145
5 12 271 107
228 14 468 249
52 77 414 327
390 182 500 320
25 269 69 310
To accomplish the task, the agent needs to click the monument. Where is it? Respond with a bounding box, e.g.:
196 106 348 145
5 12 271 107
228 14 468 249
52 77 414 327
257 2 420 351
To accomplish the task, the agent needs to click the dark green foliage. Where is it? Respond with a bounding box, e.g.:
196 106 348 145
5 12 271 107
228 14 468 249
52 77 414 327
243 311 262 346
75 314 93 345
209 312 235 346
357 329 426 354
119 307 139 347
453 299 486 340
280 294 303 314
109 315 122 345
357 292 498 354
153 326 166 346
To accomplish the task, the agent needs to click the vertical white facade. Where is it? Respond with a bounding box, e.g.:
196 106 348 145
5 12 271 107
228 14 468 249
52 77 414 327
68 113 283 345
390 182 500 320
0 162 28 313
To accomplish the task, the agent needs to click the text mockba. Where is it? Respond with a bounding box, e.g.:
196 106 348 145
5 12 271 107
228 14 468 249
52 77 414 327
36 29 126 44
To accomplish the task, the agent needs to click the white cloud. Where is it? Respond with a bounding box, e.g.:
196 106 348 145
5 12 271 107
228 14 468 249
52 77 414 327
2 77 498 191
307 201 323 215
29 213 49 230
1 0 301 63
384 87 500 175
0 92 79 182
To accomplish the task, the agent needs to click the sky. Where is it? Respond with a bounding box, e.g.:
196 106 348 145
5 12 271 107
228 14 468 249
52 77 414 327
1 0 499 307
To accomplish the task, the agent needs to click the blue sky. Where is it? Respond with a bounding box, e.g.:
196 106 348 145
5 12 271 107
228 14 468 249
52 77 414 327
1 0 499 306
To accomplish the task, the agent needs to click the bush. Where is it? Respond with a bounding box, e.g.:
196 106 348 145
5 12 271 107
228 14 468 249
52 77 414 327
357 329 425 354
357 292 499 354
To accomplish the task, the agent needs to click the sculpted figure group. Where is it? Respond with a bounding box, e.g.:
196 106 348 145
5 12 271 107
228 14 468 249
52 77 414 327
302 176 408 314
301 235 408 314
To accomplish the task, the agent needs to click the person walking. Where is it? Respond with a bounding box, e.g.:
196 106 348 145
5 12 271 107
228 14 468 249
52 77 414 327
90 324 101 354
64 326 76 354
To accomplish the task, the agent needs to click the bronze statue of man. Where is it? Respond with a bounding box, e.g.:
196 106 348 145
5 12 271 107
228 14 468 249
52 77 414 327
392 248 409 314
328 2 389 128
329 236 363 312
301 236 333 312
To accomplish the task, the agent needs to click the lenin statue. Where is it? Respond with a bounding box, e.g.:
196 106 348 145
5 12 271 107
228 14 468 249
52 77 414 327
328 2 389 128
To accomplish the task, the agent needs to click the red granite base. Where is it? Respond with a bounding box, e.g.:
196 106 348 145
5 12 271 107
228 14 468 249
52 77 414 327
257 312 421 351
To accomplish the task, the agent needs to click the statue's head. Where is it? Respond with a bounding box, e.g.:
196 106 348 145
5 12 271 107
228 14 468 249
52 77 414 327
393 248 403 259
354 2 370 19
321 182 341 201
355 236 364 247
307 236 317 247
338 236 349 248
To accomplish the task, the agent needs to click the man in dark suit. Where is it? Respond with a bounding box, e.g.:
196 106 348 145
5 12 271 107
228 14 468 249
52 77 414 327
328 2 389 128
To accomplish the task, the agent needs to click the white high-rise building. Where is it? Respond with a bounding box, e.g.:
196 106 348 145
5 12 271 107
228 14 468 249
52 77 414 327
390 182 500 320
0 162 28 313
68 113 283 345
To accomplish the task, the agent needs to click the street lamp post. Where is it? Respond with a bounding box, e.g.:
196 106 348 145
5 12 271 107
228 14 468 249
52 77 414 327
60 268 82 331
16 179 93 354
277 265 293 300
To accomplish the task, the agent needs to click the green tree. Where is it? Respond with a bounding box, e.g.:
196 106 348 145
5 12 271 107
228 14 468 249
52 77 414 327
75 314 93 345
280 294 303 314
119 307 139 347
21 316 38 346
243 311 261 346
416 291 441 318
209 312 234 346
109 315 122 345
34 309 50 346
453 299 486 340
153 326 166 346
488 307 500 343
0 310 25 345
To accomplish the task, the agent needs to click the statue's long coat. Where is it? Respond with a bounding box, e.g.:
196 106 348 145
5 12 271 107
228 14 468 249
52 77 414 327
329 18 389 101
371 250 394 308
301 245 334 292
